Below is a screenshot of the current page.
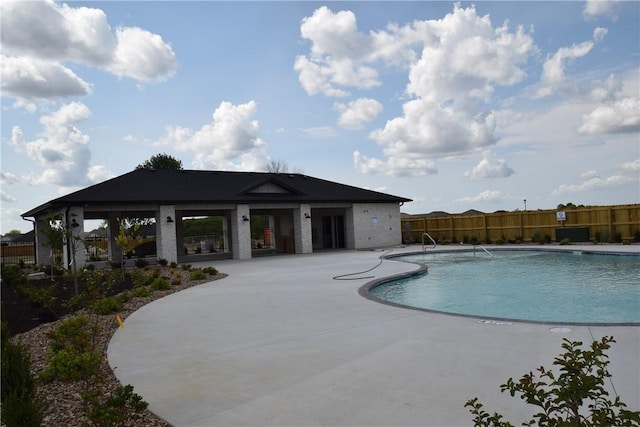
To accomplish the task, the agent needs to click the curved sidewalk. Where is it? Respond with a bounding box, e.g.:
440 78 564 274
108 246 640 426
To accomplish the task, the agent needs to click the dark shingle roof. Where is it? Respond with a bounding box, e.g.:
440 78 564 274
23 169 411 217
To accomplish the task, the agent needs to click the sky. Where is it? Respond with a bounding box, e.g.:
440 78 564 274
1 0 639 234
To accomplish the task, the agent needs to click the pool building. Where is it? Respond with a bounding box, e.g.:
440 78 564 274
22 169 411 266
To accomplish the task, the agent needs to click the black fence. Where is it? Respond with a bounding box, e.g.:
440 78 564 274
1 241 37 265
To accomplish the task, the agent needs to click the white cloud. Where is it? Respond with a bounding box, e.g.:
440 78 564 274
588 73 622 102
1 191 17 203
294 7 380 97
87 165 115 183
334 98 383 129
0 0 176 103
11 102 96 187
579 97 640 134
464 151 515 179
302 4 535 177
0 172 19 185
553 160 640 195
353 151 437 177
1 55 92 100
159 101 268 171
107 27 178 83
583 0 620 20
593 27 608 42
535 41 594 98
455 190 508 204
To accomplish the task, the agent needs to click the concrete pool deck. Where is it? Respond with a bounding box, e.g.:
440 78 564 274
108 245 640 426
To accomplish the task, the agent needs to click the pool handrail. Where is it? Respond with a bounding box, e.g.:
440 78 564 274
422 233 436 250
474 244 493 257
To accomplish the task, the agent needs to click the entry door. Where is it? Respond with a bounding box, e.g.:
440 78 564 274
321 215 345 249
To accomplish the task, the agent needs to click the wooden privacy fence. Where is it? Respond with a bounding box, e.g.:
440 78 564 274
401 204 640 244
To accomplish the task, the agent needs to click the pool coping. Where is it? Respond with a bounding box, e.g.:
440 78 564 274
359 246 640 327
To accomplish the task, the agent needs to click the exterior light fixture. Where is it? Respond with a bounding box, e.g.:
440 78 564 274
242 215 250 222
70 218 80 228
166 216 174 223
304 213 311 219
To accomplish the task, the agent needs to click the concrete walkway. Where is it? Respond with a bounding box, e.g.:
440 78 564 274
108 245 640 426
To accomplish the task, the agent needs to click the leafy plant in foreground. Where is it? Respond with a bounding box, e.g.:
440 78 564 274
1 322 44 427
466 336 640 426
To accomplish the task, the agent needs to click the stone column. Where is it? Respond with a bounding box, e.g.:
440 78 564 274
107 213 121 264
157 205 178 264
294 204 313 254
66 206 86 268
232 204 252 260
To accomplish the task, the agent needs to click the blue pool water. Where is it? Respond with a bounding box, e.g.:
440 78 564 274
370 250 640 324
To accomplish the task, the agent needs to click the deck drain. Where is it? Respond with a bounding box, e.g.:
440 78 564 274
549 327 572 333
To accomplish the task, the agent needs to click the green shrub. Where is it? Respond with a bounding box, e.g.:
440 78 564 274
170 261 178 268
1 265 27 288
90 296 123 315
495 238 505 245
1 324 43 427
466 336 640 426
82 384 148 427
157 258 168 266
130 269 153 288
559 238 571 245
181 263 192 271
41 349 102 383
150 277 171 291
130 286 151 298
202 266 218 275
42 314 101 383
17 281 55 309
189 269 207 281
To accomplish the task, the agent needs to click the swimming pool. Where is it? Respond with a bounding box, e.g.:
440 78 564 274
369 249 640 325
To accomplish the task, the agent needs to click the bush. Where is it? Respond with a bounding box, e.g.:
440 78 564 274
82 384 148 427
189 269 207 281
203 266 218 275
1 265 27 288
1 322 43 427
90 296 123 315
157 258 168 266
466 336 640 426
495 238 505 245
150 277 171 291
42 314 101 383
181 263 192 271
130 286 151 298
170 261 178 268
559 238 571 245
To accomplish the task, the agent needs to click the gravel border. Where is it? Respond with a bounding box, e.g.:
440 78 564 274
11 268 227 427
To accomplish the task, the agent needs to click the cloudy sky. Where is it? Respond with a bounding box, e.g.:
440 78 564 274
1 0 639 233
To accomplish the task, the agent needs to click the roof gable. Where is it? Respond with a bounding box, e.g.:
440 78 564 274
238 177 305 196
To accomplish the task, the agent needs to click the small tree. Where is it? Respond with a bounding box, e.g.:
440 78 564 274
466 336 640 426
135 153 183 170
264 159 304 174
114 218 146 279
38 214 65 280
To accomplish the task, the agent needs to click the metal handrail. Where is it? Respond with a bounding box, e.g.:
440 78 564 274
422 233 436 250
473 244 493 257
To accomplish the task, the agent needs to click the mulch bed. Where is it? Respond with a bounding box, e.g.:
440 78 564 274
2 273 134 336
2 265 227 427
